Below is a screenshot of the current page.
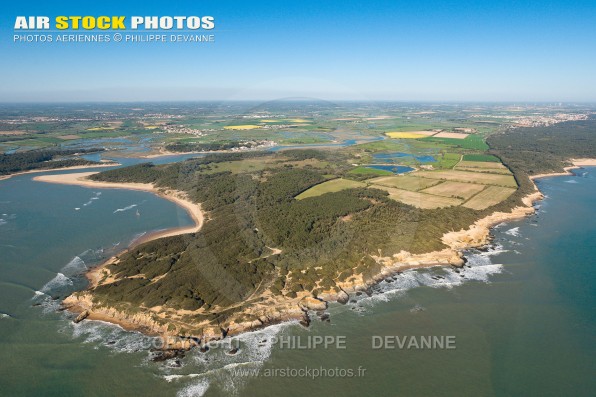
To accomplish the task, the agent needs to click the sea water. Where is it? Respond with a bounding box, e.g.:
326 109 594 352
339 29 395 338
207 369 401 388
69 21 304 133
0 166 594 396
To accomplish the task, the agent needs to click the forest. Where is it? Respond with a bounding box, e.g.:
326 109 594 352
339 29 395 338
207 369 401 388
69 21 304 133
0 148 102 175
487 118 596 175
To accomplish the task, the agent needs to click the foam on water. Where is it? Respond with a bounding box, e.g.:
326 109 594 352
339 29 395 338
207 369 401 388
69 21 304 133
129 231 146 245
0 213 16 226
160 321 298 396
41 273 73 293
82 192 102 207
34 248 108 312
353 244 507 309
504 227 520 237
176 379 210 397
61 256 87 277
67 319 158 353
113 204 138 213
564 179 578 184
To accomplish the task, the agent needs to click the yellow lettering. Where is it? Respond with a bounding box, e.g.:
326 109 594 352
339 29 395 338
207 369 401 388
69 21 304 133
70 16 82 29
112 16 126 30
55 16 68 30
82 16 95 29
96 16 109 30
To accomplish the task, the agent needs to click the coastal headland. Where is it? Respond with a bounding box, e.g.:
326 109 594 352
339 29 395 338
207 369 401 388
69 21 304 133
31 157 594 348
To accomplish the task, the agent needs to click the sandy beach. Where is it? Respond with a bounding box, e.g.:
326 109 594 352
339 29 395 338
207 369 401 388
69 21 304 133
0 161 118 182
529 159 595 180
571 158 596 166
33 171 205 289
33 171 204 236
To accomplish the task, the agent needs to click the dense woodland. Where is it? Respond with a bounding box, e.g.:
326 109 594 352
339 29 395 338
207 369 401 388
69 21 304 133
488 119 596 175
0 148 102 175
487 118 596 197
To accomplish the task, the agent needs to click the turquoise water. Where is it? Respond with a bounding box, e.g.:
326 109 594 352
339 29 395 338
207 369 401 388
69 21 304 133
0 166 594 396
268 136 384 152
372 152 436 163
365 164 415 174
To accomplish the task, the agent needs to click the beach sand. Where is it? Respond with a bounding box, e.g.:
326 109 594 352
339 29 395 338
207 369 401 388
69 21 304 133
33 171 205 289
529 159 595 180
0 161 118 182
33 171 204 237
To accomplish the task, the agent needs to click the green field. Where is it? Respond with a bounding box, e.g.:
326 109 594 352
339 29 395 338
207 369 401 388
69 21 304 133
462 154 500 162
422 134 489 151
435 152 461 169
295 178 366 200
348 166 393 176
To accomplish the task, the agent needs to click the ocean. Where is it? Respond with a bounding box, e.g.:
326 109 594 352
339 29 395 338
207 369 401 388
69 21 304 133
0 165 594 396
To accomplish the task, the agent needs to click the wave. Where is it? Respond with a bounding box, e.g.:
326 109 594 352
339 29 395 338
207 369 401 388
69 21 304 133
176 380 210 397
82 192 103 207
41 273 73 294
564 179 578 184
157 321 298 396
113 204 138 213
154 245 509 395
0 313 11 319
67 319 159 353
61 256 87 277
353 245 507 308
504 227 520 237
129 231 146 245
0 213 16 226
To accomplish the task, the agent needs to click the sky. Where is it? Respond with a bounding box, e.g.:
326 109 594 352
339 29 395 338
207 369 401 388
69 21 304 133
1 0 595 102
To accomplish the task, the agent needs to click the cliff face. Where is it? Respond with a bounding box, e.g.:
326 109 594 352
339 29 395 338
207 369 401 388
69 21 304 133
63 185 543 347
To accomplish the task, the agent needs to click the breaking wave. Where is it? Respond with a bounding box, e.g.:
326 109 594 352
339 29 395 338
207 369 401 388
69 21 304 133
352 244 508 309
160 321 297 396
504 227 520 237
66 319 159 354
32 248 108 313
41 273 73 294
60 256 87 277
176 380 210 397
113 204 138 213
82 192 102 208
0 213 16 226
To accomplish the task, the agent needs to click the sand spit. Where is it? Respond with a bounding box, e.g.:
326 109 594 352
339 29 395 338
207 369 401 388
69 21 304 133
33 172 204 244
0 161 118 182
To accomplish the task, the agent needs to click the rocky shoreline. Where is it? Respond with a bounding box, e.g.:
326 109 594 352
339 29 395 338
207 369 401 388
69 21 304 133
52 162 592 350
